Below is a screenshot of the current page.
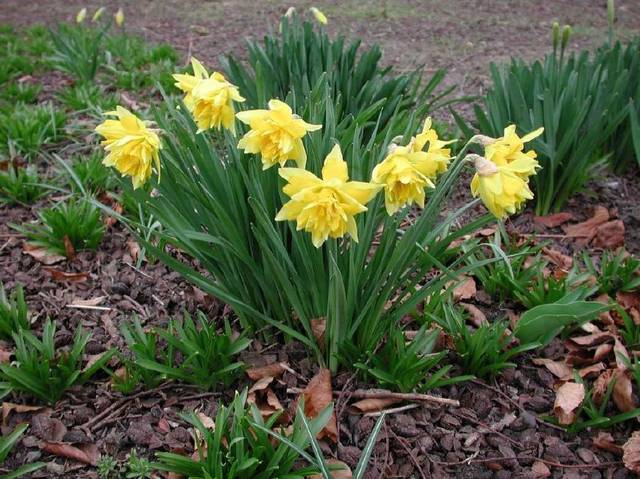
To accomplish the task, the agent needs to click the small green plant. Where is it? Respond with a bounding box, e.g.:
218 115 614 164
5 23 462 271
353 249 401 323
49 24 107 81
118 316 166 390
0 166 48 205
0 282 29 339
134 312 250 391
57 83 118 114
13 197 105 257
0 424 45 479
154 390 331 478
355 326 471 392
126 450 153 479
428 304 539 379
0 103 66 160
66 152 115 195
97 455 120 479
0 82 41 104
584 249 640 296
0 319 115 404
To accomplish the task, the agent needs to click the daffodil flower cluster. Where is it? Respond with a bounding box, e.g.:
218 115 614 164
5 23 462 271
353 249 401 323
94 55 542 242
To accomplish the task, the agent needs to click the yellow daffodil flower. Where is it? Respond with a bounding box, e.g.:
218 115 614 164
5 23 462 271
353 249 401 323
309 7 328 24
372 118 454 215
76 8 87 23
483 125 543 179
95 106 161 189
276 145 381 247
470 154 535 219
115 8 124 27
237 99 321 169
174 59 245 134
92 7 105 22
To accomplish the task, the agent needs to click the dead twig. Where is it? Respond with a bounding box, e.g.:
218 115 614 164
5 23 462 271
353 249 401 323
433 454 622 469
288 387 459 407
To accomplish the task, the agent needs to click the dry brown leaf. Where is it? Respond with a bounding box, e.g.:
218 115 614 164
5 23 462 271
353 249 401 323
613 370 636 412
247 376 284 419
104 202 123 228
195 412 215 429
563 206 609 241
531 460 551 478
0 341 12 364
577 362 605 379
63 235 76 260
246 362 286 381
553 382 585 425
594 220 625 249
310 459 352 479
460 303 487 327
614 337 630 371
532 358 572 379
593 343 613 362
2 402 46 424
623 431 640 473
310 318 326 350
23 243 65 265
453 277 476 301
594 432 623 455
349 397 402 414
617 291 640 311
592 369 615 407
568 332 613 348
302 368 338 442
40 441 99 466
69 296 106 307
542 247 573 270
127 239 141 263
44 268 89 283
534 212 574 229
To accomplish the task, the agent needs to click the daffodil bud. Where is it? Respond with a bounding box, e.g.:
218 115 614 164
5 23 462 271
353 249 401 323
76 8 87 23
468 154 498 176
470 134 495 147
309 7 327 25
561 25 572 50
607 0 615 27
115 8 124 27
92 7 105 22
285 7 296 18
552 21 560 50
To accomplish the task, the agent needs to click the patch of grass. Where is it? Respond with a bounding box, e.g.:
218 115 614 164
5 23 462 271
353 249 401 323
56 82 118 114
0 165 48 205
0 424 45 479
0 319 115 405
0 82 41 104
67 152 115 195
584 249 640 296
49 24 107 81
427 304 539 379
0 282 29 340
13 197 104 257
0 102 66 160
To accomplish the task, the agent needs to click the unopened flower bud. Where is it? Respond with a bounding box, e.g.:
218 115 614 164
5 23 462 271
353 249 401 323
285 7 296 18
552 21 560 50
607 0 615 27
561 25 572 50
470 134 495 147
468 154 498 176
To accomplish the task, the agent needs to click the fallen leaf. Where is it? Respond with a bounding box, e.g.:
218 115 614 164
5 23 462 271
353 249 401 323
533 358 572 379
453 276 476 301
534 212 574 228
302 369 338 442
577 362 605 379
44 268 89 283
40 441 99 466
311 318 326 350
613 370 636 412
2 402 46 424
349 397 401 414
623 431 640 473
614 337 630 370
104 202 123 228
563 206 609 240
592 370 615 406
531 460 551 478
617 291 640 311
248 376 285 419
195 412 215 429
0 341 12 363
567 332 613 348
593 343 613 361
594 220 625 249
246 363 286 381
63 235 76 260
68 296 106 307
23 243 65 265
542 247 573 270
593 432 622 455
553 382 585 425
310 459 352 479
460 303 487 327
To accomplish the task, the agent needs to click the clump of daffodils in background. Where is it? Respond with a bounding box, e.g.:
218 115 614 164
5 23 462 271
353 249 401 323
469 126 543 218
276 145 380 247
372 118 454 215
95 107 161 189
237 100 321 169
173 58 245 134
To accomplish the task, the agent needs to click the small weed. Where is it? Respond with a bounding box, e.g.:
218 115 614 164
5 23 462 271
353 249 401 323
0 282 29 339
67 152 115 195
97 455 120 479
126 450 153 479
0 424 45 478
0 165 48 205
584 249 640 296
0 319 115 404
0 82 41 104
13 198 104 257
50 24 107 81
57 83 118 114
0 103 66 160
